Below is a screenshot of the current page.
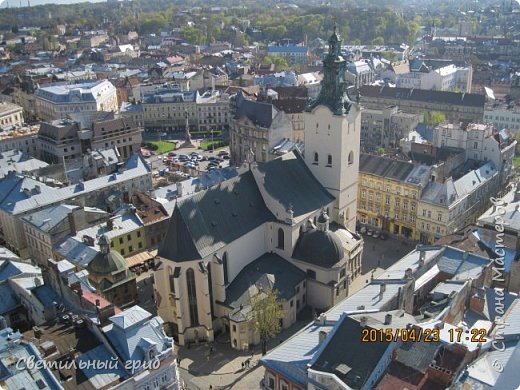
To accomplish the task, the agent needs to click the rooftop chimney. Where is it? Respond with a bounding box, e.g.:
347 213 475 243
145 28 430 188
384 314 392 325
380 283 386 295
360 316 368 327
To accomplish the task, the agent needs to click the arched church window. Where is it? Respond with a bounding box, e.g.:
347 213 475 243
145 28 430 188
314 152 319 164
277 228 285 250
222 252 229 285
186 268 199 326
348 151 354 165
327 154 332 167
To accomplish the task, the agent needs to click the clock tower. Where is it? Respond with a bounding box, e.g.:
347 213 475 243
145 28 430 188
303 27 361 231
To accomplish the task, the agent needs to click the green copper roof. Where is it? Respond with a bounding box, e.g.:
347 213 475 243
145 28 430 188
306 27 353 115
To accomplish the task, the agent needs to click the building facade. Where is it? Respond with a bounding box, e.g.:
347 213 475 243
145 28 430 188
358 154 431 240
35 80 118 122
230 91 293 164
0 102 24 129
361 106 423 152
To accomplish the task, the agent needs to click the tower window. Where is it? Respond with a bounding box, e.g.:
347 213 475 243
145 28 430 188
313 152 319 165
327 154 332 167
277 228 285 249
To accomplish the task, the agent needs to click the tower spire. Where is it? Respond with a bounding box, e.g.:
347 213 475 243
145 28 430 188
306 27 352 115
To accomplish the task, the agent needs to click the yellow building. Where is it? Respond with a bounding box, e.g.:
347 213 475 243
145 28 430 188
358 154 431 240
75 206 146 258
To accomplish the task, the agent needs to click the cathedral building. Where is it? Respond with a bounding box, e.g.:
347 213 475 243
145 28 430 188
154 28 363 349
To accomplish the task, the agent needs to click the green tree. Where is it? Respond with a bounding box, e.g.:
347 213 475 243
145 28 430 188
250 288 284 356
424 111 446 126
263 55 289 71
372 36 385 45
181 26 205 45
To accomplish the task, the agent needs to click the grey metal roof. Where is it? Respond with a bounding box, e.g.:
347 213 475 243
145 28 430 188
32 285 61 309
256 151 335 221
261 322 335 388
310 315 392 389
359 154 415 182
74 344 127 388
394 339 441 374
436 247 490 280
104 308 171 365
54 237 100 269
22 204 79 233
234 90 277 128
0 260 41 281
0 153 150 215
0 149 48 179
0 281 20 314
158 171 274 262
325 281 406 322
0 328 63 390
224 253 306 322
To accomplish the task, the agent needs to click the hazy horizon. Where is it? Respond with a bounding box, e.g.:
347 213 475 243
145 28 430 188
0 0 107 8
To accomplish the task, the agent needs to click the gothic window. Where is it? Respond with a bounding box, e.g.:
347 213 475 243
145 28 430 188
222 252 229 285
348 151 354 165
277 228 285 249
313 152 319 164
186 268 199 326
327 154 332 167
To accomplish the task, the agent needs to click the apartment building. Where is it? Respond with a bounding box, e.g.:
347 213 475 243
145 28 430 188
361 106 423 151
358 85 485 123
142 88 197 131
230 90 292 164
417 161 499 244
0 125 39 155
0 153 152 258
484 101 520 131
35 80 118 122
358 154 431 239
432 122 516 186
38 114 142 163
0 102 24 129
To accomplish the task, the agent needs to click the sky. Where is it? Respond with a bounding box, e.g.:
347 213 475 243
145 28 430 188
0 0 107 7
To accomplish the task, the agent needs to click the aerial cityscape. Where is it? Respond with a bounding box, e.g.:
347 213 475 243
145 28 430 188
0 0 519 389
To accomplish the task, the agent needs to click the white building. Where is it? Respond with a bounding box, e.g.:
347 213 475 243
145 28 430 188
35 80 118 122
484 102 520 132
196 90 231 131
397 63 472 93
432 122 516 185
0 102 24 129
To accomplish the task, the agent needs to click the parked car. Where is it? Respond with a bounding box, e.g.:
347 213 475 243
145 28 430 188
372 231 380 239
380 233 387 240
360 226 367 234
367 229 373 236
218 150 229 156
223 155 230 160
168 152 177 157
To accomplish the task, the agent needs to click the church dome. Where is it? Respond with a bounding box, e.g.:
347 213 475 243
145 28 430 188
88 250 127 276
87 235 127 276
292 228 345 268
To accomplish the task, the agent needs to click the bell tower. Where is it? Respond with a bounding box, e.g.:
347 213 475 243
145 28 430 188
303 27 361 231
